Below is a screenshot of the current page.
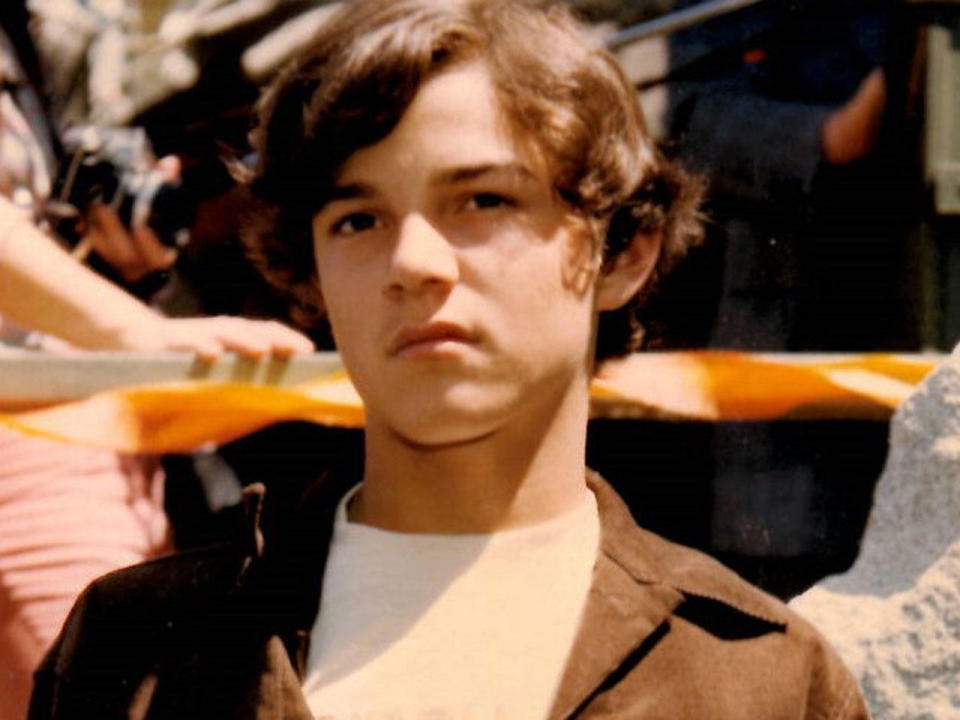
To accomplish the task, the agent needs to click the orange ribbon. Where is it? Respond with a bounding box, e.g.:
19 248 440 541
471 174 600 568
0 352 937 453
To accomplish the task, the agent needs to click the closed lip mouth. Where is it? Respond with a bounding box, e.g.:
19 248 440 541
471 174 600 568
389 322 477 356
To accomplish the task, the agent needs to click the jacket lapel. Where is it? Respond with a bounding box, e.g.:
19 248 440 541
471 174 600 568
250 471 687 719
248 473 355 678
253 636 317 720
230 473 353 718
547 475 685 720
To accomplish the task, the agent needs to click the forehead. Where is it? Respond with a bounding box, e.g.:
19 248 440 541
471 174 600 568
334 61 547 187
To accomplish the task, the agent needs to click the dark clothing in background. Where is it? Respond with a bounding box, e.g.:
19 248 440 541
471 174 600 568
652 0 917 351
628 0 916 567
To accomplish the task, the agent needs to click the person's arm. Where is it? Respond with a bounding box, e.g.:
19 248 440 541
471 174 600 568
821 68 886 167
0 195 313 359
664 66 885 203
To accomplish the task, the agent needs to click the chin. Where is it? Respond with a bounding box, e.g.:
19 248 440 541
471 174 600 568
392 424 497 450
384 385 521 448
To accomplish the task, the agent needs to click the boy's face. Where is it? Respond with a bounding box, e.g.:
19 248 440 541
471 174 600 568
312 61 610 446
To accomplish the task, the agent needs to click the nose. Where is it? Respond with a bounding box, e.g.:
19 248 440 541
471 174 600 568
386 213 459 296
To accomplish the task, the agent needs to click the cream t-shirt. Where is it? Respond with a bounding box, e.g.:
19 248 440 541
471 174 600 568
302 485 600 720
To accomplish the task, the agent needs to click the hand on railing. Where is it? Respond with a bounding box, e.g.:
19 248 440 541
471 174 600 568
111 314 314 361
1 194 314 359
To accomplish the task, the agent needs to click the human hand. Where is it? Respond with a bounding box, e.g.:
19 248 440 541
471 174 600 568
114 314 315 361
77 156 182 282
822 68 886 166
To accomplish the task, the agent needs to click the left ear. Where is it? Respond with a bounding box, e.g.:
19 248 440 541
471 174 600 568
595 230 662 311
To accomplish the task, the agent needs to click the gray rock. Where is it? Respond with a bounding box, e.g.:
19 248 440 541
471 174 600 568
791 350 960 719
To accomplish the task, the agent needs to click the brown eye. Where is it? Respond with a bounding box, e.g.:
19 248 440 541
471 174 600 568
465 193 513 211
332 212 381 235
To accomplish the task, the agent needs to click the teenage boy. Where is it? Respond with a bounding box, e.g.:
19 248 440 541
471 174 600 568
29 1 868 718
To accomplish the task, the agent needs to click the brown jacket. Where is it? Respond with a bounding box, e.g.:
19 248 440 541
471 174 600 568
30 474 868 719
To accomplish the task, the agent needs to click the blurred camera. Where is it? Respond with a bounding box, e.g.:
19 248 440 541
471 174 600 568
48 125 193 249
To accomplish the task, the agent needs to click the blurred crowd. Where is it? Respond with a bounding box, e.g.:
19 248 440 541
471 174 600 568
624 0 921 590
0 2 324 716
0 1 955 719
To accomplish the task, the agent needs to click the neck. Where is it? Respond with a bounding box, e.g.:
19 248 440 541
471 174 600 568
355 380 591 534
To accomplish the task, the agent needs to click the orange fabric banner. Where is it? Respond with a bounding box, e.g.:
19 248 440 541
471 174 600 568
0 352 938 453
592 352 935 421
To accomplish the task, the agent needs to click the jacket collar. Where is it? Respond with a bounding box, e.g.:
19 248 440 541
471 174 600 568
584 471 786 626
242 470 788 717
548 472 790 719
547 473 683 720
236 472 354 679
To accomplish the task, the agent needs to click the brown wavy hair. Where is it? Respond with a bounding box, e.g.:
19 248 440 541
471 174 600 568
241 0 703 361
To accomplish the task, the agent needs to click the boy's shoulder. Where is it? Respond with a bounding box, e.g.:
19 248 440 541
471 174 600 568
582 472 867 718
590 469 848 651
590 470 791 620
53 474 823 640
32 475 867 720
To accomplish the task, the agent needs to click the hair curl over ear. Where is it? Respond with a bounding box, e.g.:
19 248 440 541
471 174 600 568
595 161 705 362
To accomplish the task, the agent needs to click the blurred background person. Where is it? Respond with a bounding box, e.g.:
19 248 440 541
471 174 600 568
0 4 312 717
579 0 925 596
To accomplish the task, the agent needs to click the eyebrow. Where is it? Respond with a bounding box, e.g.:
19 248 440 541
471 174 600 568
316 163 539 213
432 162 538 185
316 183 376 211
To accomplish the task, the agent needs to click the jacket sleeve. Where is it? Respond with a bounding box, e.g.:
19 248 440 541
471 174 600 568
27 581 121 720
804 626 871 720
28 542 245 720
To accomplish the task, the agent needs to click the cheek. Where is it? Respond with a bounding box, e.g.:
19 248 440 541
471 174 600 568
507 229 597 307
314 255 365 346
316 240 369 303
492 244 595 344
321 276 367 338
